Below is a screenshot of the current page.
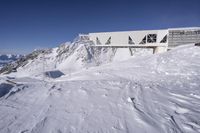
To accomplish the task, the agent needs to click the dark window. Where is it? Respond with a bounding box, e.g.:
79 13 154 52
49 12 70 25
139 36 146 44
128 36 135 44
96 37 101 45
105 37 111 45
195 30 200 34
147 34 157 43
160 35 167 43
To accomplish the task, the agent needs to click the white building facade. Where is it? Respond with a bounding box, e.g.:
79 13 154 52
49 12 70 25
87 27 200 53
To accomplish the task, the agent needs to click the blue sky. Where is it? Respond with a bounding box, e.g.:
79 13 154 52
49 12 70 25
0 0 200 54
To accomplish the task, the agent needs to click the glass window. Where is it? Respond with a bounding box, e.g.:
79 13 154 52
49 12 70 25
96 37 101 45
139 36 146 44
160 35 167 43
128 36 135 44
147 34 157 43
105 37 111 45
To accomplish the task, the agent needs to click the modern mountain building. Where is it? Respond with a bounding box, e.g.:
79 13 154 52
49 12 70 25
86 27 200 53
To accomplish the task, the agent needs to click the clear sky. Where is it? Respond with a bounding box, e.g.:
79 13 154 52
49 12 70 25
0 0 200 54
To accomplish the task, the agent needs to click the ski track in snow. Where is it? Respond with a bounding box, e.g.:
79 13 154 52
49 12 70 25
0 78 200 133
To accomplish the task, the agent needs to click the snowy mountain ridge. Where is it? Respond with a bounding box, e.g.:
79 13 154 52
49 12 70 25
0 54 22 69
0 36 152 77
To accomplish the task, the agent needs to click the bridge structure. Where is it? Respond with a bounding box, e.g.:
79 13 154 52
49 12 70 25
90 44 168 54
80 27 200 54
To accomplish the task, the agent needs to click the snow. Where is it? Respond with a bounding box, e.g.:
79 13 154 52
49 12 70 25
0 44 200 133
113 48 132 62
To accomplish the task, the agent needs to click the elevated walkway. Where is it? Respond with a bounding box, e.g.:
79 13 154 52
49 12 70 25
90 44 168 54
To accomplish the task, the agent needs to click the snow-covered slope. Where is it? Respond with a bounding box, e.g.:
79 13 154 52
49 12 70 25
0 38 114 76
0 36 152 77
0 44 200 133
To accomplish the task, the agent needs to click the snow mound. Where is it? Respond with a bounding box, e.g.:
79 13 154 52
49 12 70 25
0 44 199 133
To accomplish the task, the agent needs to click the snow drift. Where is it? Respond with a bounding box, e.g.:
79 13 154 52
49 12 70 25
0 44 200 133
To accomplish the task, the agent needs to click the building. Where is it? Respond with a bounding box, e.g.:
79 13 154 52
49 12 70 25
86 27 200 53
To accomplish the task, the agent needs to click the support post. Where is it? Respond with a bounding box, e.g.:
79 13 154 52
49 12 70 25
129 48 133 56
